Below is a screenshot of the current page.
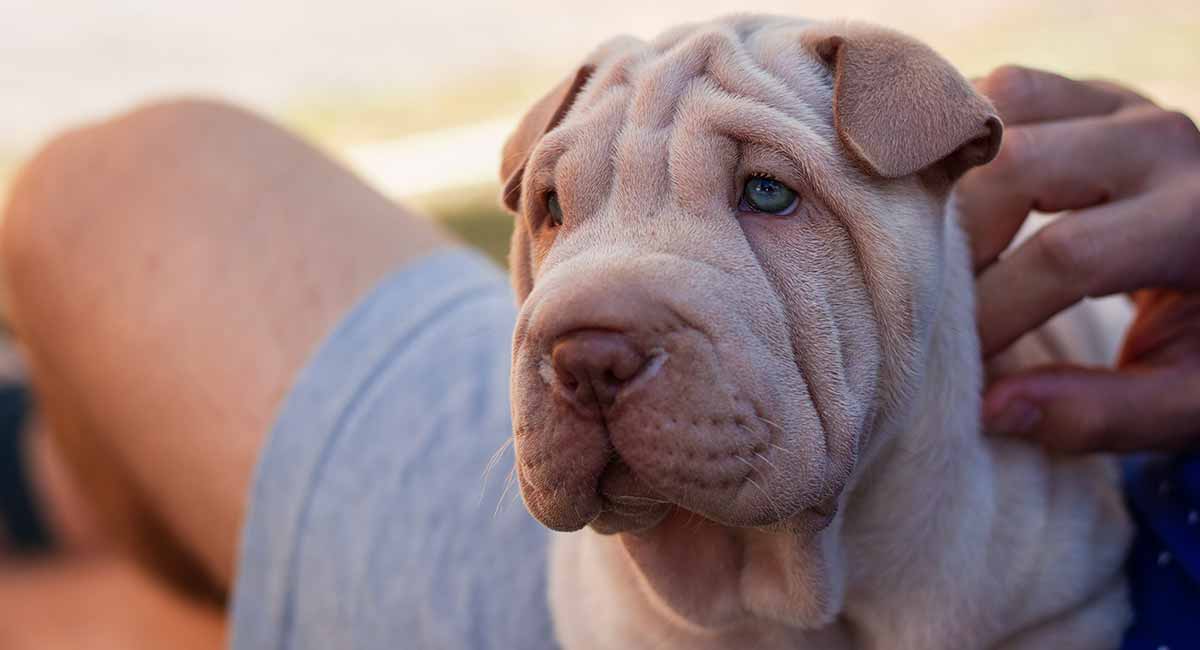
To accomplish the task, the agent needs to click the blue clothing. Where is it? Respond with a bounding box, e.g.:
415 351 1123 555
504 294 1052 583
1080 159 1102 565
229 249 556 650
1124 454 1200 650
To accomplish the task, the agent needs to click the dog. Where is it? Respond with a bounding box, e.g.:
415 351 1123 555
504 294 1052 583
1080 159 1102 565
499 15 1131 649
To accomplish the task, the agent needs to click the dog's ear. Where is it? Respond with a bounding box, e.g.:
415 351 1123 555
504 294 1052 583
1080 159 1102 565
804 24 1002 180
508 218 534 301
501 65 594 301
500 65 595 213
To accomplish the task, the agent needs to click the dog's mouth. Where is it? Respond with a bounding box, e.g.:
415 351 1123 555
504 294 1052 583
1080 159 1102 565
584 451 839 537
591 457 675 534
512 299 845 537
514 352 841 534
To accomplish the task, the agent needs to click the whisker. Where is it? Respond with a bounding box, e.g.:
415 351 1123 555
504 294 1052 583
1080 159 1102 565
745 475 786 523
479 436 515 505
571 489 584 525
737 455 787 521
753 451 779 473
493 464 519 518
755 414 785 433
481 436 514 481
508 483 524 507
769 442 804 461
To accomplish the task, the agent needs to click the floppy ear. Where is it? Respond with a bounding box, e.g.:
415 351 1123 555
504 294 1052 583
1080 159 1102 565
508 219 534 302
501 65 594 301
804 24 1002 180
500 64 596 213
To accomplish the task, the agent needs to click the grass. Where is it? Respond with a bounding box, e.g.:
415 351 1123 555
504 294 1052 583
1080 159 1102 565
421 184 514 267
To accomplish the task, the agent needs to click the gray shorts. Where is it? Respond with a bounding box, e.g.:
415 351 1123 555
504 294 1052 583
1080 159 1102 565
229 248 556 650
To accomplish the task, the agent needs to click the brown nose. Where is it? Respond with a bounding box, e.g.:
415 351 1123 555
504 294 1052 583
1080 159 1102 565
552 330 648 412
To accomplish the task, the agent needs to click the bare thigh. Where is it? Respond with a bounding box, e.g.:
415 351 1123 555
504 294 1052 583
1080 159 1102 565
0 100 452 597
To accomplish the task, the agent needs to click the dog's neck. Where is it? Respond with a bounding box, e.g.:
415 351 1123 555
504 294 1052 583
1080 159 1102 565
835 211 995 625
845 208 986 546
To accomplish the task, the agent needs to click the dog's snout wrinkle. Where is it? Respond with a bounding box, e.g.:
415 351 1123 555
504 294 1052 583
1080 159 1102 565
552 330 650 412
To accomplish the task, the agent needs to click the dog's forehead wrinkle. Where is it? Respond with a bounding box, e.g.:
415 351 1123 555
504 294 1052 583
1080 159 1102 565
673 83 844 206
660 27 743 77
693 28 823 128
535 18 859 231
621 22 829 135
525 127 578 193
746 31 836 130
557 113 626 220
527 88 629 206
582 37 654 103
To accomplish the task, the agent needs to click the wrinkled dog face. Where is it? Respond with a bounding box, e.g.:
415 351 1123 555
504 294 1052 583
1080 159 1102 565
502 14 1000 627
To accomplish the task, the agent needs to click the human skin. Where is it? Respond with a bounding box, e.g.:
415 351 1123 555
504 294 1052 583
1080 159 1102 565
963 66 1200 453
0 556 226 649
0 99 451 644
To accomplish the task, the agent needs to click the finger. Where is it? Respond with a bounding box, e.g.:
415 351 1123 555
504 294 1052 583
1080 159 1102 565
975 66 1150 126
1084 78 1158 106
976 184 1200 357
983 364 1200 453
1119 291 1200 364
959 106 1183 272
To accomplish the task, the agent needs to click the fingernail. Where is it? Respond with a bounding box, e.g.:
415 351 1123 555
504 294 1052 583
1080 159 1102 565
985 399 1042 436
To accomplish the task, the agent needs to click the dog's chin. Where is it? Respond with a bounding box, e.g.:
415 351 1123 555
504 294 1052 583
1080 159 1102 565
587 459 838 536
590 458 674 534
590 501 675 535
590 502 838 537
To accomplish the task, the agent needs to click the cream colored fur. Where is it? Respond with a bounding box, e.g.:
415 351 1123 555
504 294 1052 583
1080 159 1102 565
501 15 1131 649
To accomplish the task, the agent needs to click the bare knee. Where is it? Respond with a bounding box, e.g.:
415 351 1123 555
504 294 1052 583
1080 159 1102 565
2 122 96 332
1 98 298 339
3 118 90 294
3 99 250 313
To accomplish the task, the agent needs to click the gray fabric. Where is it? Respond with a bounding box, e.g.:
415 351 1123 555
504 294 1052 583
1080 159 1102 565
229 248 557 650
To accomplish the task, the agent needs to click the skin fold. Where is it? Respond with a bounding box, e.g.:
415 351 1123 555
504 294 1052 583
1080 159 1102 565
502 15 1131 649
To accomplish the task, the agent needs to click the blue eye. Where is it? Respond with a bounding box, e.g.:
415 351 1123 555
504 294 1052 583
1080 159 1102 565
546 192 564 226
740 176 799 215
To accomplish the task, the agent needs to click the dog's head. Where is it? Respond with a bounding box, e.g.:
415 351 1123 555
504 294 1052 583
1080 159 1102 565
502 15 1000 630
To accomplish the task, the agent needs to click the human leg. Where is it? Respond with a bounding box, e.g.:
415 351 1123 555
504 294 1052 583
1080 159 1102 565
0 99 452 597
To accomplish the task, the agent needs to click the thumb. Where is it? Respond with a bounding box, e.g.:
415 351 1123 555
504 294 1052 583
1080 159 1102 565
983 363 1199 453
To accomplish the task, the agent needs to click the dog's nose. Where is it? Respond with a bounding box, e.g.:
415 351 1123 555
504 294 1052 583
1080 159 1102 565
552 330 648 412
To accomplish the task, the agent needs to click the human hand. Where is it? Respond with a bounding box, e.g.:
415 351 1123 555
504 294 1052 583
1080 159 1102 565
959 66 1200 452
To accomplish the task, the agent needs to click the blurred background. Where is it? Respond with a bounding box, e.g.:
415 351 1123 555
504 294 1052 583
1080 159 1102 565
2 0 1197 263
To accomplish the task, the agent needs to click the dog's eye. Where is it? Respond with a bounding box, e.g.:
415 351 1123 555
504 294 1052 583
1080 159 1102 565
740 177 799 215
546 192 564 227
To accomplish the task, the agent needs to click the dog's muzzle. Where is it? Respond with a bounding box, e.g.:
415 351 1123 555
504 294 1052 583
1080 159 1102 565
513 297 808 534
